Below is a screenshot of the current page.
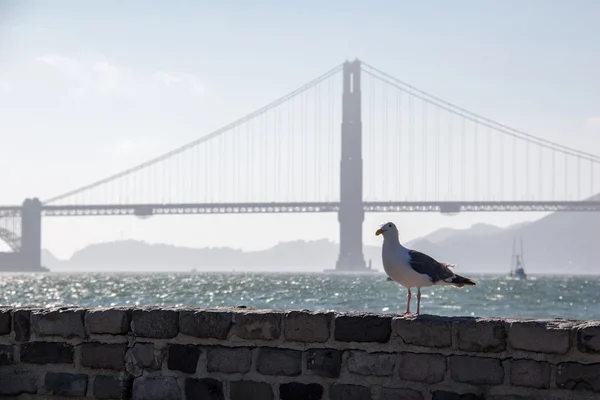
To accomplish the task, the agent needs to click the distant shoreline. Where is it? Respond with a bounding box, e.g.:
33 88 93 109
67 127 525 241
35 209 599 275
2 269 599 276
0 265 49 273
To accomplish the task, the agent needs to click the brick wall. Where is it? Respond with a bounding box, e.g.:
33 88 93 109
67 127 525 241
0 307 599 399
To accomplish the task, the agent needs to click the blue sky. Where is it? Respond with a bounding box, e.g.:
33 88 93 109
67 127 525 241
0 1 598 259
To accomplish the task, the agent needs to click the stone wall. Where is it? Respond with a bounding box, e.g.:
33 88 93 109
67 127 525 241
0 307 599 399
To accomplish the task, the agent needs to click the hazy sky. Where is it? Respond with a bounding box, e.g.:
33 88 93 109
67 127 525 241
1 1 599 259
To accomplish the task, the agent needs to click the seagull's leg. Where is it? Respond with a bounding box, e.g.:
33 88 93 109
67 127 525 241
404 288 412 315
416 288 422 315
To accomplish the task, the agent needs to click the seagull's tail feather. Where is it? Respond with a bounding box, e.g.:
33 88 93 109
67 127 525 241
446 274 476 288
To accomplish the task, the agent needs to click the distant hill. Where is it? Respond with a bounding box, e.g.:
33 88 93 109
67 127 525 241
42 249 61 266
413 223 506 244
407 211 599 274
43 239 343 272
42 207 599 274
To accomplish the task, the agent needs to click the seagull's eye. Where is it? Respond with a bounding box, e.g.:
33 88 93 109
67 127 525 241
388 224 392 228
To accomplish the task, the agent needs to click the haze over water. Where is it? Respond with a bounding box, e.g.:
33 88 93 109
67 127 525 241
1 271 598 320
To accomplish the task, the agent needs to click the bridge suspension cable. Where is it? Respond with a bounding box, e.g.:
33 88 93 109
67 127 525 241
362 62 600 163
361 63 600 203
43 64 344 205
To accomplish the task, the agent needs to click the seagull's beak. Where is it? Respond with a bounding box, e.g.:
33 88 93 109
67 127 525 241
375 228 385 236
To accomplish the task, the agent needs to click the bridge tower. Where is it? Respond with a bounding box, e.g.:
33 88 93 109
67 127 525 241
336 60 367 272
20 198 43 270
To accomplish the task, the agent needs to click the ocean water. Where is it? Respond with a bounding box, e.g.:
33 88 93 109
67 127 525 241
1 272 598 320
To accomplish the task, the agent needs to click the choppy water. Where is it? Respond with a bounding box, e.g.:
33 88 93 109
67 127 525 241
1 272 598 320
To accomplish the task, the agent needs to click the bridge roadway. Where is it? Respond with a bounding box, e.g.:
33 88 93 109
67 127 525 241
2 200 599 218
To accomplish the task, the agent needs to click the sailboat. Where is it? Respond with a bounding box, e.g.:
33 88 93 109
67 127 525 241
509 237 527 280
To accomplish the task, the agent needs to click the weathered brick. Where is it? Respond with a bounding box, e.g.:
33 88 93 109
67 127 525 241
233 311 282 340
131 308 179 338
82 342 126 370
13 309 31 341
206 346 252 373
32 308 86 338
577 322 600 354
556 362 600 392
185 378 224 400
179 309 233 340
330 384 372 400
456 318 506 353
21 341 73 364
510 359 550 389
45 372 88 396
280 382 323 400
284 311 331 342
380 388 424 400
334 314 391 343
450 356 504 385
0 345 14 365
306 348 341 378
346 350 395 376
0 371 37 395
433 392 483 400
230 381 273 400
94 374 133 400
86 308 131 334
127 342 160 371
132 375 181 400
0 309 10 335
398 352 446 384
392 315 452 348
168 344 201 374
257 347 302 376
508 320 571 354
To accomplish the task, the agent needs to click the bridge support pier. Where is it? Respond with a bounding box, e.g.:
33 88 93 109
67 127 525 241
335 60 368 272
20 198 43 270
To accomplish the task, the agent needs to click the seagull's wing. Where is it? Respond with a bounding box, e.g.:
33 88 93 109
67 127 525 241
407 250 455 282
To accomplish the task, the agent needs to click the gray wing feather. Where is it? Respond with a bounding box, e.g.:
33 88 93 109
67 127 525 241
408 250 455 282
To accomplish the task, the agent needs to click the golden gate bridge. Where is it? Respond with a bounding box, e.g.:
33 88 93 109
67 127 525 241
1 60 599 271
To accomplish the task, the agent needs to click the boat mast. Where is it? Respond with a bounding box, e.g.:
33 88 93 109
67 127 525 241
520 236 525 269
510 237 515 276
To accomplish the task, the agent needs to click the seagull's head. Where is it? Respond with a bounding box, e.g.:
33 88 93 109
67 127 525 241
375 222 398 238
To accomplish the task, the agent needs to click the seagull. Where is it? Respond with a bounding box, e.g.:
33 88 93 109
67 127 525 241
376 221 476 315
